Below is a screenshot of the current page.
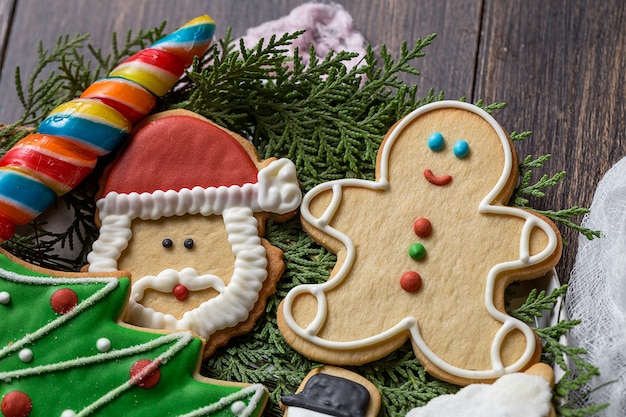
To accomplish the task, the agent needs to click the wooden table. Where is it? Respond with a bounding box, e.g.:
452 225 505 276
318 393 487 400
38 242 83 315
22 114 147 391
0 0 624 283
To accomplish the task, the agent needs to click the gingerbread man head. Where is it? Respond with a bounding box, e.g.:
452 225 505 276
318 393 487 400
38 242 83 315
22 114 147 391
278 101 562 385
88 110 301 357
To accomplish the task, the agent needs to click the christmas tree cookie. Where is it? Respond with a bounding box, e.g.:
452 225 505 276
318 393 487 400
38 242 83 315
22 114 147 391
0 249 267 417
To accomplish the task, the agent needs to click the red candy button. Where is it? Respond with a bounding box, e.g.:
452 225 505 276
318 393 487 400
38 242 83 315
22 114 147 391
400 271 422 292
1 391 33 417
130 359 161 389
173 284 189 301
50 288 78 314
413 218 432 238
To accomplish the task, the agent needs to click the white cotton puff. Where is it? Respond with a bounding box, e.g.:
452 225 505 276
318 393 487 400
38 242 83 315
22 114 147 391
405 373 551 417
239 2 367 73
567 156 626 416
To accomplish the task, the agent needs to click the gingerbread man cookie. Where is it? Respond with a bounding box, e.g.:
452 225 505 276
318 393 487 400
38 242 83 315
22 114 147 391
278 101 562 385
87 110 301 357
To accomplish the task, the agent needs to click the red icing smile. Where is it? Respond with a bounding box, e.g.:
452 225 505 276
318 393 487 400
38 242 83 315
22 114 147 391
424 169 452 186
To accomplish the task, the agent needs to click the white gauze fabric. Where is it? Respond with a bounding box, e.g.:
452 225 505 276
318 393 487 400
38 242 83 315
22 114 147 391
567 156 626 416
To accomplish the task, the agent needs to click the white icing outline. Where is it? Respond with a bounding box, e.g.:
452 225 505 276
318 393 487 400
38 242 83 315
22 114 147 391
282 100 559 380
0 268 265 417
87 157 301 340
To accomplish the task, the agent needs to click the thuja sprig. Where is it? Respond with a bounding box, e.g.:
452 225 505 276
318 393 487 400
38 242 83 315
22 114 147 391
510 285 567 324
14 34 89 127
510 285 608 416
509 134 601 241
172 28 441 192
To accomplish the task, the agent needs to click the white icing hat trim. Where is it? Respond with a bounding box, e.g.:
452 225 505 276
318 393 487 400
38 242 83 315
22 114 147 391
87 157 300 272
95 158 301 220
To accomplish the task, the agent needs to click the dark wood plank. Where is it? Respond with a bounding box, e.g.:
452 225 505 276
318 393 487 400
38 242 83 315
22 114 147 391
0 0 15 70
475 0 626 281
339 0 482 98
0 0 481 123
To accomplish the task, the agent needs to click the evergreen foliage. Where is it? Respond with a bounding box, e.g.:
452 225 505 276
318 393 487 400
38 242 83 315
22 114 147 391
0 21 603 417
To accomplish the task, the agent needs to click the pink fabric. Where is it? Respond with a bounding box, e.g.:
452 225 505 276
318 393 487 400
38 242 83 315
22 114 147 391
240 2 367 72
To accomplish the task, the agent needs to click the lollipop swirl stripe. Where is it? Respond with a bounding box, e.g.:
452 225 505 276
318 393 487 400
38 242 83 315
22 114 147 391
36 99 133 155
81 78 157 124
109 49 187 96
0 15 215 241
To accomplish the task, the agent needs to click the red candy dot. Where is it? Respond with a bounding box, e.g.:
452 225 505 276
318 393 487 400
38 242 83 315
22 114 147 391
173 284 189 301
400 271 422 292
413 218 432 238
1 391 33 417
130 360 161 389
50 288 78 314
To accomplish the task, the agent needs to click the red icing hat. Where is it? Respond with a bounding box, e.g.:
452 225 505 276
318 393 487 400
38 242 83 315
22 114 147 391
102 112 260 196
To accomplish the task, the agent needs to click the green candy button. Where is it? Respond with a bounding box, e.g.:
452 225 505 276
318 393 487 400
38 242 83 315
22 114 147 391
408 243 426 260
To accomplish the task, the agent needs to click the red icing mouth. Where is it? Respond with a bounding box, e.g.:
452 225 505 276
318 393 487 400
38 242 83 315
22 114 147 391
424 169 452 186
172 284 189 301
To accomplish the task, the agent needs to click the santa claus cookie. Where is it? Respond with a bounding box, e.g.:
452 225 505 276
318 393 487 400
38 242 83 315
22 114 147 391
277 101 562 385
87 110 301 357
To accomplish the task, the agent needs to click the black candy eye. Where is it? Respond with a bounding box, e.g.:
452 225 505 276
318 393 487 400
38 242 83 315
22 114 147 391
184 238 194 249
162 238 173 248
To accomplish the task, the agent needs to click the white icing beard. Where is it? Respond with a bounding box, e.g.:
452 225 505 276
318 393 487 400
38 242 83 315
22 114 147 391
89 205 269 340
128 267 226 329
126 206 268 339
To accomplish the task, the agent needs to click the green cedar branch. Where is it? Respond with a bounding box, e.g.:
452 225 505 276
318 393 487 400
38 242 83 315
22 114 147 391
510 142 600 241
510 285 608 416
0 22 605 417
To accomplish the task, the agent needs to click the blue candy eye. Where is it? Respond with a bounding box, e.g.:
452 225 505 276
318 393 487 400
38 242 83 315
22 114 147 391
453 140 469 158
428 132 444 152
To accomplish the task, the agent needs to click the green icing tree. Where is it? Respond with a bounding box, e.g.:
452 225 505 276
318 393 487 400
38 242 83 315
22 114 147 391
0 251 266 417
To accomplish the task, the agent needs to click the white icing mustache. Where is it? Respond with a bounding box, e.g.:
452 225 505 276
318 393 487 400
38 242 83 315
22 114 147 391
131 267 226 302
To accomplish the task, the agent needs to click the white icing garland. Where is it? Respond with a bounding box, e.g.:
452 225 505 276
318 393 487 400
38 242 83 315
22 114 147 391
282 100 559 380
178 384 267 417
0 270 119 359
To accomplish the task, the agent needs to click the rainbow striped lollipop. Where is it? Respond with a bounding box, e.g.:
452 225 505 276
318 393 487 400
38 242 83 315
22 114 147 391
0 15 215 241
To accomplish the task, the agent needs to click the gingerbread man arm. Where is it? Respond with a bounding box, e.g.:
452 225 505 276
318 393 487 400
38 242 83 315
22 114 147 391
300 178 388 254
